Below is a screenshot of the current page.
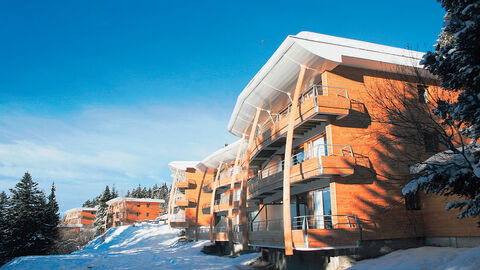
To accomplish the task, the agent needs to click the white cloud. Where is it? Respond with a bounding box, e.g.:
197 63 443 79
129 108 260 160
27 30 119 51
0 102 236 212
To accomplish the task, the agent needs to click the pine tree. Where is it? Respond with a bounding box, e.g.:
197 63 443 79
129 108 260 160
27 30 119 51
8 173 49 257
405 0 480 224
93 186 111 235
43 183 60 253
0 191 11 264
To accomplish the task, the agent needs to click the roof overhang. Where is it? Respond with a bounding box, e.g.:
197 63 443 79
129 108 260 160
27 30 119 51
196 139 247 171
227 31 430 138
168 161 200 174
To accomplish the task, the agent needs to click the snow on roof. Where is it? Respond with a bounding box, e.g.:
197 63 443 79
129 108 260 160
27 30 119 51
196 139 247 171
227 31 431 137
65 207 98 214
106 197 166 205
168 161 200 173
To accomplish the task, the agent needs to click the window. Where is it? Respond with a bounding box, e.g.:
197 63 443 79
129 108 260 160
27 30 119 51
146 213 149 217
417 84 428 103
423 132 438 152
137 204 140 207
136 212 140 216
147 203 150 208
405 191 421 210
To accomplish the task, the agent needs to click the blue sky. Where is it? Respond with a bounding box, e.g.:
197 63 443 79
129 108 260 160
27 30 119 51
0 0 445 212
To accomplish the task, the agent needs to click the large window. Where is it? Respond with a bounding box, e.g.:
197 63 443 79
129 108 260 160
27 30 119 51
291 186 332 229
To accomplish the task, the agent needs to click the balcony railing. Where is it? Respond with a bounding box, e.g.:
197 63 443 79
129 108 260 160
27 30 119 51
291 215 359 230
257 84 349 136
214 224 228 233
248 144 354 198
214 193 230 205
249 215 361 249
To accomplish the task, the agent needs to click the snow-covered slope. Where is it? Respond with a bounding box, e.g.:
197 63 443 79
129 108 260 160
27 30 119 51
350 246 480 270
3 224 260 270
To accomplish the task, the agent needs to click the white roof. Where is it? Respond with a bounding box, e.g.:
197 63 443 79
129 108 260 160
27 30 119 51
196 140 247 171
65 207 97 214
168 161 200 174
106 197 166 205
227 31 429 137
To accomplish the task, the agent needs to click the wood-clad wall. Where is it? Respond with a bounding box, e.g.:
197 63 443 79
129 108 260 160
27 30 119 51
325 65 479 240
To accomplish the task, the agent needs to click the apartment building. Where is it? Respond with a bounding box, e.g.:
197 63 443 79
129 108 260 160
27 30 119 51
224 31 480 262
168 161 213 240
166 32 480 266
63 207 97 227
105 197 165 229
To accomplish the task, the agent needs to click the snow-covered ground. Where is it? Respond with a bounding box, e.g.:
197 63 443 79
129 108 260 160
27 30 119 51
350 246 480 270
3 223 260 270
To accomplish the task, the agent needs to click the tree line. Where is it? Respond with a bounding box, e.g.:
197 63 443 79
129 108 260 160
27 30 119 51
0 173 60 266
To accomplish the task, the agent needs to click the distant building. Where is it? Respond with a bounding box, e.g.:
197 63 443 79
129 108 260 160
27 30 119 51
63 207 97 227
105 197 165 229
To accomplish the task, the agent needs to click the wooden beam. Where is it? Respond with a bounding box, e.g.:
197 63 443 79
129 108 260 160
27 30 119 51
283 65 307 256
240 107 262 251
167 168 179 227
209 162 223 243
228 135 246 248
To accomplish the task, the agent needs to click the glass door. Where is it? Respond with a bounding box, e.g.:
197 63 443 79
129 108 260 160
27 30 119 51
312 187 332 229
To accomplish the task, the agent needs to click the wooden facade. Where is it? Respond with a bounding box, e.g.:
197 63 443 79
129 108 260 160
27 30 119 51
167 32 480 256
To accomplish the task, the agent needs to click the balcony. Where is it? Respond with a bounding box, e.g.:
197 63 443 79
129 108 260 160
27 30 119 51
174 194 196 207
203 181 213 193
176 178 196 189
249 215 361 250
248 145 355 200
216 170 245 189
214 224 229 241
201 203 211 214
213 194 230 213
250 85 351 166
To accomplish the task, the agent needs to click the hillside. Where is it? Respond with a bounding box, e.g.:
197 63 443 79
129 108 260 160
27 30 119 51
2 224 260 270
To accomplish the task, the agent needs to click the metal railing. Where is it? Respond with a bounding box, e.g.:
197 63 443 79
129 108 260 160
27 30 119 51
248 144 354 195
174 193 187 201
257 84 349 135
214 193 230 205
291 215 359 230
214 224 228 233
250 218 284 232
249 215 359 232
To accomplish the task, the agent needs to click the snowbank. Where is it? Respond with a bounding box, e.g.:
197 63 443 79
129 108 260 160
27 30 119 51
3 223 260 270
350 246 480 270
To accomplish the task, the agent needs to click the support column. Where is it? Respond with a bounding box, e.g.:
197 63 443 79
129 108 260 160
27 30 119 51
228 135 246 248
168 168 179 227
283 65 307 256
240 107 262 251
209 162 223 243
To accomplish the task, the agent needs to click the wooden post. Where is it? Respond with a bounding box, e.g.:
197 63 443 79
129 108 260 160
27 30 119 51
168 168 179 227
228 135 246 248
210 162 223 243
240 107 262 251
283 65 307 255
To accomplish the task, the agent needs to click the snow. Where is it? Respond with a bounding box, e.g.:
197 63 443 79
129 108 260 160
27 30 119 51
3 223 260 269
350 246 480 270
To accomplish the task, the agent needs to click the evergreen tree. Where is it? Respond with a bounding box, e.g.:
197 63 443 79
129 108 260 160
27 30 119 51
405 0 480 224
0 191 11 264
93 186 111 235
44 183 60 253
8 173 49 257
